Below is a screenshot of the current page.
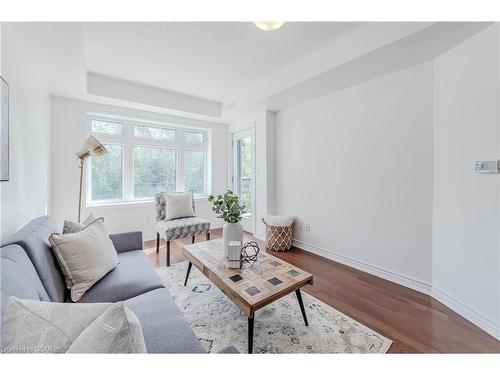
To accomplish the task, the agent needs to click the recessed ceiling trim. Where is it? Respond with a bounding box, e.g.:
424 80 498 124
87 72 222 118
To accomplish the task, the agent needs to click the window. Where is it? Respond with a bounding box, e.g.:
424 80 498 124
91 120 122 135
87 116 209 204
184 150 204 195
134 125 176 141
184 131 204 144
90 144 123 201
134 146 176 199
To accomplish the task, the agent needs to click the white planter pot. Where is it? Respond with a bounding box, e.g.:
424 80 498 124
223 221 243 257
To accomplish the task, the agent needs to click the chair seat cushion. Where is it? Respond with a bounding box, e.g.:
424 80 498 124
124 288 204 353
157 217 210 241
72 250 163 303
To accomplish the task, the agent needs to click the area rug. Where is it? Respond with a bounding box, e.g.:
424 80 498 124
156 262 392 354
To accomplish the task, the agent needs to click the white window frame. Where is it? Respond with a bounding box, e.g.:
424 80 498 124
86 114 209 206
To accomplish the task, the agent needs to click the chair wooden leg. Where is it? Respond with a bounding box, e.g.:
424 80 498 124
166 240 171 267
206 232 210 241
192 235 195 244
156 232 160 253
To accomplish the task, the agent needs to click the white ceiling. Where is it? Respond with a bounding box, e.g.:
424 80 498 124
82 22 362 102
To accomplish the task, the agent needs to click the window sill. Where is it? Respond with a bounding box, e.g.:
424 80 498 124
86 196 210 209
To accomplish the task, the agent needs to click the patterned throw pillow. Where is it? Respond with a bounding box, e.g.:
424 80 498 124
66 303 146 353
1 297 111 353
1 298 146 354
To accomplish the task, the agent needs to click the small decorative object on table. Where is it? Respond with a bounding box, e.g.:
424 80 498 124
227 241 242 269
262 215 295 252
208 190 246 257
241 241 260 269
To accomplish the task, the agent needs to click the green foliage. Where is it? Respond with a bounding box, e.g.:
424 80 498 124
208 190 246 223
91 144 123 200
184 150 204 195
133 146 176 199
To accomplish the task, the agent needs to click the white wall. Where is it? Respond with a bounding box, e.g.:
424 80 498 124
432 25 500 338
0 23 52 240
50 97 228 239
272 26 500 339
275 62 435 288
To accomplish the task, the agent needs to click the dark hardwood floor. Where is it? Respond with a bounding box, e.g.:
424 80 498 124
144 228 500 353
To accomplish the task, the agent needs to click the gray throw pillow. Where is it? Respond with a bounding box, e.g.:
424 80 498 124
66 303 146 353
49 218 118 302
62 213 97 234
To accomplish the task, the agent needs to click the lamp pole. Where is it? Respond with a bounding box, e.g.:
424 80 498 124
77 157 85 223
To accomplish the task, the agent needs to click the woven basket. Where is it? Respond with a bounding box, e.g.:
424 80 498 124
262 218 293 252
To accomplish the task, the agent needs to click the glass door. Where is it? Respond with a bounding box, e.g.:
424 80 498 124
233 129 254 234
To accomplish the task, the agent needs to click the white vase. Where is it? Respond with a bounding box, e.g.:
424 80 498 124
223 221 243 257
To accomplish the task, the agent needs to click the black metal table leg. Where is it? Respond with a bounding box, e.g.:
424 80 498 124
166 240 171 267
184 262 192 286
295 289 309 326
248 314 254 354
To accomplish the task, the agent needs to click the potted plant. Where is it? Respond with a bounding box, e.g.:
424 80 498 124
208 190 246 257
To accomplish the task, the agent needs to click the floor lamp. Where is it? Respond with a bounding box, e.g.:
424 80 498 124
75 135 108 223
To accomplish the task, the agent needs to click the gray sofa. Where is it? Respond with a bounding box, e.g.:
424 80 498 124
0 215 205 353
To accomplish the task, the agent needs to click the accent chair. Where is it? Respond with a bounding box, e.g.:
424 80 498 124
154 192 210 266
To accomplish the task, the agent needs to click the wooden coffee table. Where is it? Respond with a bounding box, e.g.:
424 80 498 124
182 239 313 353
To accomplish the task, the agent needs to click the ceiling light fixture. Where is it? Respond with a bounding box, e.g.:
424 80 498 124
253 22 285 31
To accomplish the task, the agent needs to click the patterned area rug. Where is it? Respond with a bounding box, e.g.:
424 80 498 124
156 262 392 354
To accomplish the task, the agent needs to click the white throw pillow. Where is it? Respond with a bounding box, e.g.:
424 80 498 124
266 215 295 227
66 303 147 354
49 218 118 302
165 192 195 221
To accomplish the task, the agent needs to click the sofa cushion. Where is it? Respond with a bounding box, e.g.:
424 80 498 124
124 288 204 353
74 250 163 303
109 231 143 254
1 245 50 316
1 216 66 302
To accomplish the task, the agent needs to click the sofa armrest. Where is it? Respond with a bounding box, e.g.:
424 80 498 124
110 231 143 253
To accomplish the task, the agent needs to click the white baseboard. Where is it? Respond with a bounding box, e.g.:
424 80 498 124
291 238 500 341
254 232 265 242
431 287 500 340
143 233 157 241
292 238 432 295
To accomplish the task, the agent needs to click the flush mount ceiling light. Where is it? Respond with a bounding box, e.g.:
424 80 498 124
253 21 285 31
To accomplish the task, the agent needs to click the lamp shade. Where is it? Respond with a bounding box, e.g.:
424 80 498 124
75 135 108 159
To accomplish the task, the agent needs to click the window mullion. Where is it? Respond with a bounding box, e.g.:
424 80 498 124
123 123 134 201
178 146 184 192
